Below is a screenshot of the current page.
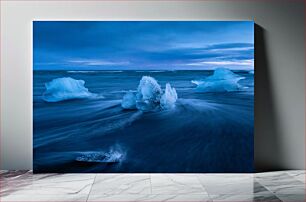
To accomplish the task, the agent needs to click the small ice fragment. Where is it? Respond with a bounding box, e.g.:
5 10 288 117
160 83 178 109
121 92 136 109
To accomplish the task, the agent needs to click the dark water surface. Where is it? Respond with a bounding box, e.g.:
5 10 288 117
33 70 254 173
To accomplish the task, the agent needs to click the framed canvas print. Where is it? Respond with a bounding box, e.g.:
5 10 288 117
33 21 254 173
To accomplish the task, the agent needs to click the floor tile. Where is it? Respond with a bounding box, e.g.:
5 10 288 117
210 194 253 201
253 194 282 202
286 170 306 183
275 194 306 202
1 173 96 196
211 193 282 202
253 181 272 194
209 194 253 202
197 174 254 195
151 174 207 195
90 174 151 195
144 194 211 202
0 170 8 175
256 173 305 195
255 171 293 180
1 170 306 202
0 170 31 181
88 194 211 202
0 194 88 202
0 172 48 196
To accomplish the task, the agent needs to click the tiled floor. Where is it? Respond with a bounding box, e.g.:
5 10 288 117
0 170 305 202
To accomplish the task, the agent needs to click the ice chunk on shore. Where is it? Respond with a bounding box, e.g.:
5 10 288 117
121 76 177 111
43 77 96 102
137 76 162 101
192 68 245 93
76 148 125 163
121 92 137 109
160 83 178 109
135 76 163 111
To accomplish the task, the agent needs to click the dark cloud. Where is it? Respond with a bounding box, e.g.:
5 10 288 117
34 21 254 70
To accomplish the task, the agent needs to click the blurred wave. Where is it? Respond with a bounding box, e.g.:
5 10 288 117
33 70 254 173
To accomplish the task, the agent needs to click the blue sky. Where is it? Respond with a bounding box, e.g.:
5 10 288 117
33 21 254 70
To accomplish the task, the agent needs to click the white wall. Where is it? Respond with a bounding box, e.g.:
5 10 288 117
1 0 304 171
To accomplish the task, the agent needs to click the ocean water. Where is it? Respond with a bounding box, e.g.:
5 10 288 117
33 70 254 173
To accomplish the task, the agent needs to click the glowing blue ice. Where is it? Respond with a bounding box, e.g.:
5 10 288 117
191 68 245 92
135 76 163 111
121 92 137 109
42 77 96 102
160 83 178 109
122 76 177 111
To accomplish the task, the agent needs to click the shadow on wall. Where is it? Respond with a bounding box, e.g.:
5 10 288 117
254 24 285 172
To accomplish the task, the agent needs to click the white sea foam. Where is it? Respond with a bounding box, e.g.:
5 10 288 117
135 70 166 73
67 70 123 73
67 71 98 73
42 77 97 102
76 146 125 163
102 71 123 73
191 68 245 92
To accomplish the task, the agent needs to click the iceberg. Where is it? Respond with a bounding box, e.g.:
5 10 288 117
191 68 245 92
121 76 177 111
42 77 96 102
135 76 163 111
249 70 254 75
121 92 137 109
160 83 178 109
